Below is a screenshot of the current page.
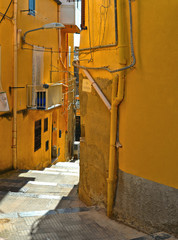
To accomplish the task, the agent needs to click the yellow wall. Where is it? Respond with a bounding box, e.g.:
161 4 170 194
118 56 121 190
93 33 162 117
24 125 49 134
0 0 74 171
0 117 13 172
79 0 178 192
17 107 66 169
119 0 178 189
17 0 60 111
0 2 14 171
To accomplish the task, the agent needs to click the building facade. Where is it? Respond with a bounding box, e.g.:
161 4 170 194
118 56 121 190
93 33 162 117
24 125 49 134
78 0 178 236
0 0 78 171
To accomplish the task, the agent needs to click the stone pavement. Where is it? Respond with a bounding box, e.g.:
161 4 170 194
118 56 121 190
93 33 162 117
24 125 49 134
0 161 177 240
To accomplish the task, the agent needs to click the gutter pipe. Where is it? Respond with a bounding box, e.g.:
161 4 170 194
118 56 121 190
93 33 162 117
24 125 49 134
107 72 125 217
78 0 118 52
73 0 135 217
12 0 18 169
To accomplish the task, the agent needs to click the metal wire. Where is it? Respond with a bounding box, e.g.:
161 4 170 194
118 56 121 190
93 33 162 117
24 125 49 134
0 0 13 23
73 0 136 73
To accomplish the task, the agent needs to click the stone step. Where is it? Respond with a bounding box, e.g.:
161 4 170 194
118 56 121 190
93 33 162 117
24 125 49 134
53 162 79 168
0 180 77 193
44 167 79 173
0 207 92 219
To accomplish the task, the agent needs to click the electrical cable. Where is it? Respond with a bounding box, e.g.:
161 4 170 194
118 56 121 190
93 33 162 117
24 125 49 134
73 0 135 73
78 0 118 52
0 0 13 24
87 0 93 62
0 11 13 21
22 45 124 55
101 0 111 44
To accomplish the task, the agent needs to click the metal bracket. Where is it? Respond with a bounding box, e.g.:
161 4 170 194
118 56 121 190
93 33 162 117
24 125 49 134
9 86 25 94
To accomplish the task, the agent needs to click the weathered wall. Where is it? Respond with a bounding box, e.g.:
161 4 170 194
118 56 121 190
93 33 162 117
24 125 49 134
0 116 13 172
0 0 74 171
16 107 66 169
114 171 178 236
0 2 14 171
79 75 112 205
79 0 178 235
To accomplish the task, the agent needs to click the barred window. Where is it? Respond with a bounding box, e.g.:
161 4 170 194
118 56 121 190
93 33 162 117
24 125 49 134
34 120 41 152
44 118 48 132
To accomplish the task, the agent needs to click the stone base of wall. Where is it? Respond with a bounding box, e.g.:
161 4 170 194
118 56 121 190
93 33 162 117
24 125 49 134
114 171 178 237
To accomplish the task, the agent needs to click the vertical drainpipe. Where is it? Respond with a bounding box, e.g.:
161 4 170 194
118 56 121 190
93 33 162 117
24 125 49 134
65 33 68 131
107 0 126 217
12 0 18 169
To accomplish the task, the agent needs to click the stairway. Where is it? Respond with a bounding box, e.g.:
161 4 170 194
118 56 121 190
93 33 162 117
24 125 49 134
0 161 176 240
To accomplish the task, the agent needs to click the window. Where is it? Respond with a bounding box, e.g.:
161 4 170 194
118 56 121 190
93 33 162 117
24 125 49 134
34 120 41 152
29 0 35 16
44 118 48 132
46 140 49 151
59 130 62 138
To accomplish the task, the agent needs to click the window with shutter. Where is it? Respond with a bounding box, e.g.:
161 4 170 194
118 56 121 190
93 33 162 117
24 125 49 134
29 0 35 16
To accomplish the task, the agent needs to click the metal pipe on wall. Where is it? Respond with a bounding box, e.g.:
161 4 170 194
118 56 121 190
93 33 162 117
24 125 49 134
107 72 125 217
72 0 135 73
12 0 18 169
79 0 118 52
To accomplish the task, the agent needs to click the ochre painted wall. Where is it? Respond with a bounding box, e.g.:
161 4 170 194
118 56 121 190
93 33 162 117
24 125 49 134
0 0 74 171
0 117 13 172
17 107 66 169
118 0 178 189
0 2 14 171
79 0 178 207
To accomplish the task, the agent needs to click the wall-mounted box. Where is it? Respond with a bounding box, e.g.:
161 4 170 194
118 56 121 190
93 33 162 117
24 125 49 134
27 83 63 110
60 0 81 32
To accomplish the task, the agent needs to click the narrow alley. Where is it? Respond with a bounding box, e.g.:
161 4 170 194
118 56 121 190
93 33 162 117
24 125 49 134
0 161 159 240
0 0 178 239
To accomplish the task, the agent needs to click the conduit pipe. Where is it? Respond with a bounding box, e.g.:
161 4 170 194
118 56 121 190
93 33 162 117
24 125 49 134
83 69 111 111
12 0 18 169
79 0 118 52
72 0 135 73
107 72 125 217
73 0 135 217
107 0 129 217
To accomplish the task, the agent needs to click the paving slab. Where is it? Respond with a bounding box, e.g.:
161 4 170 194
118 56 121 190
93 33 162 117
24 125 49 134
0 161 177 240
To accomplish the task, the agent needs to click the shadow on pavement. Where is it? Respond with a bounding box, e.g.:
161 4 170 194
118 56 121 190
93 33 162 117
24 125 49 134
29 184 91 240
0 170 35 207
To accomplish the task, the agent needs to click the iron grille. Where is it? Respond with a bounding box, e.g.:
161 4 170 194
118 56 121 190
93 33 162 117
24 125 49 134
44 118 48 132
34 120 41 152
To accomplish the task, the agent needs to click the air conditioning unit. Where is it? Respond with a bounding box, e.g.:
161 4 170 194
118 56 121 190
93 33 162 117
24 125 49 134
27 83 63 110
36 83 63 109
60 0 81 31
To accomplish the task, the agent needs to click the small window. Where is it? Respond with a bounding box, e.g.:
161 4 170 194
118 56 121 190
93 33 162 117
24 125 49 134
34 120 41 152
59 130 62 138
29 0 35 16
46 140 49 151
58 148 60 156
44 118 48 132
